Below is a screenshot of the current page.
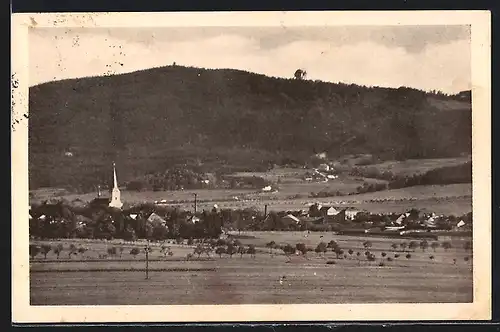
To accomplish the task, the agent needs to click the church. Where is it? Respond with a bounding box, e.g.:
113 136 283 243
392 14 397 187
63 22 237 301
89 162 123 209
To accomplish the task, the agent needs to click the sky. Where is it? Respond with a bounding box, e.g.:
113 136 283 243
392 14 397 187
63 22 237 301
29 25 471 94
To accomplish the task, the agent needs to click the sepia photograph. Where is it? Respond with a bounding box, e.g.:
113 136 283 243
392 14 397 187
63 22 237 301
11 11 491 323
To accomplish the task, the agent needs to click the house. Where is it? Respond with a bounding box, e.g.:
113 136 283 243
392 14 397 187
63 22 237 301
147 213 167 226
320 206 341 217
89 197 111 208
345 207 361 220
422 215 437 228
299 216 325 225
315 152 327 160
282 214 301 224
318 164 330 172
187 215 201 224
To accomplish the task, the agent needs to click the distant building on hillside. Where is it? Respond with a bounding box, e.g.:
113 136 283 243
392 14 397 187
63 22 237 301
315 152 327 160
318 164 330 172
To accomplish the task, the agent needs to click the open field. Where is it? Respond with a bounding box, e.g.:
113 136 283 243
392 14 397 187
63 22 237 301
164 184 472 215
31 182 472 216
31 175 385 204
30 232 472 305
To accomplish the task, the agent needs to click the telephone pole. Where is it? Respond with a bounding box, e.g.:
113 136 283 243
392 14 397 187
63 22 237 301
193 193 197 214
145 240 151 280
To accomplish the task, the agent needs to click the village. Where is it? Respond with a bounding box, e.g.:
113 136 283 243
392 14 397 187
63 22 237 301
28 163 473 306
29 162 472 244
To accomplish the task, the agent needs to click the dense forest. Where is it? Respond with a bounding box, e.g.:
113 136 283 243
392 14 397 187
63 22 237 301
29 65 472 191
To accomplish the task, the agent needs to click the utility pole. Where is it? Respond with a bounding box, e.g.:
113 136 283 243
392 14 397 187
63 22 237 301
144 240 151 280
194 193 198 214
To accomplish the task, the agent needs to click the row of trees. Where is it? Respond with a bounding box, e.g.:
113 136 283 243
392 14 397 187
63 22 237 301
125 166 271 192
349 162 472 191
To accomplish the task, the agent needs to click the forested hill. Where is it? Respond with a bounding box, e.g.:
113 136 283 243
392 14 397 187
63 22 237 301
28 65 472 190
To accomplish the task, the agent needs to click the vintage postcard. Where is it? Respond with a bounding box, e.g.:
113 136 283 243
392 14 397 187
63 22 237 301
12 11 491 323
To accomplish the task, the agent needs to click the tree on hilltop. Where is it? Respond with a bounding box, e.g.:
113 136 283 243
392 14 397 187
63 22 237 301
294 69 307 80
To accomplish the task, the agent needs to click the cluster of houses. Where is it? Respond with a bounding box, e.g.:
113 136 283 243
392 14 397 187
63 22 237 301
263 202 471 235
304 164 339 182
29 163 471 239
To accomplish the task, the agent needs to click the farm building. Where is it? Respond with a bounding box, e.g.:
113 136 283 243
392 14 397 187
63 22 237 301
317 163 330 172
320 206 340 217
345 207 362 220
187 215 201 224
89 197 111 208
282 214 300 224
299 216 324 225
147 212 168 226
319 206 346 224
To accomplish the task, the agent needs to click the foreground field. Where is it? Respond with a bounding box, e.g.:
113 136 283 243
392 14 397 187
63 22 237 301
30 232 473 305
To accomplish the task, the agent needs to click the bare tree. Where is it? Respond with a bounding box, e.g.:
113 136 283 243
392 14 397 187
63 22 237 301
247 244 256 258
41 244 51 259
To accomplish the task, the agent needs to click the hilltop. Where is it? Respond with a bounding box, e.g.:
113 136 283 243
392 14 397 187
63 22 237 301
28 65 472 191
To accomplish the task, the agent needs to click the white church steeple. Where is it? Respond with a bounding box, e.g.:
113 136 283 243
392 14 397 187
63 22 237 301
109 162 123 209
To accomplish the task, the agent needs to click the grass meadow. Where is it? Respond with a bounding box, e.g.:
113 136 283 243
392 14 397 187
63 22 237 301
30 231 473 305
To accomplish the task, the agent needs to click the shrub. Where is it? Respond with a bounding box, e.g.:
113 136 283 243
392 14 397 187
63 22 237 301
29 244 40 259
315 242 328 255
326 260 336 265
431 242 440 252
107 247 117 257
442 242 452 251
295 243 307 256
53 245 62 259
130 247 140 258
247 244 256 258
40 244 52 259
237 245 246 258
215 246 226 258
